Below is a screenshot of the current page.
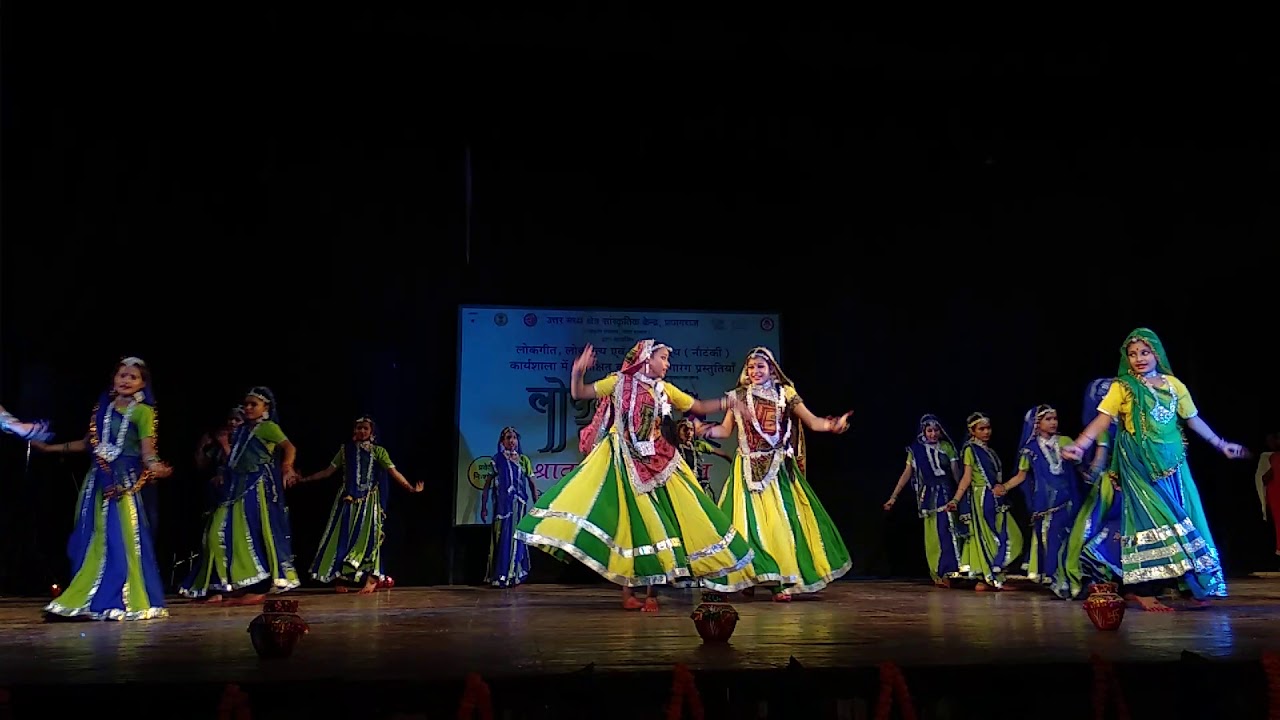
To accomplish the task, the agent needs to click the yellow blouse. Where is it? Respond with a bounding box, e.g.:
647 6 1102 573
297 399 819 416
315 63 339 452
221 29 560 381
1097 375 1198 435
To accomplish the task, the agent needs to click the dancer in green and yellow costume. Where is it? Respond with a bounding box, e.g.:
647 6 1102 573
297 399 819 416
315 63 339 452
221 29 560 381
515 339 756 611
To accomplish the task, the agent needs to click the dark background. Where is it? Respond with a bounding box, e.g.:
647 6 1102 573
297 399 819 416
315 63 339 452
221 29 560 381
2 10 1276 593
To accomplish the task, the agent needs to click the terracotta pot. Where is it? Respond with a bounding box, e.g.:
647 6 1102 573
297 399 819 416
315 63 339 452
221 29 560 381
248 613 310 658
690 592 740 643
263 598 299 614
1082 582 1125 631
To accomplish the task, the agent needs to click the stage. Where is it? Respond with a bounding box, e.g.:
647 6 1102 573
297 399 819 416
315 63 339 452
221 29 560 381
2 579 1278 718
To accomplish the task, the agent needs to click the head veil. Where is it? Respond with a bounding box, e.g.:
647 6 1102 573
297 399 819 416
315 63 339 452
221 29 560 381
1020 404 1057 449
1115 327 1175 449
577 339 671 454
734 346 807 473
916 413 956 448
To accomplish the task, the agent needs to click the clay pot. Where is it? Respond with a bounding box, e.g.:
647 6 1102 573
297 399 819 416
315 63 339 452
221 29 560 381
248 613 310 658
1082 582 1125 631
690 592 740 643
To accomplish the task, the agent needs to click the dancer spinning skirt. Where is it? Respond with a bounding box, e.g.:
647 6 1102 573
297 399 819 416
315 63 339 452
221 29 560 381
481 426 538 587
1056 379 1123 599
701 347 852 600
884 414 966 587
515 340 756 610
35 357 173 620
304 416 423 592
997 405 1082 593
1063 328 1246 610
181 387 301 602
950 413 1023 590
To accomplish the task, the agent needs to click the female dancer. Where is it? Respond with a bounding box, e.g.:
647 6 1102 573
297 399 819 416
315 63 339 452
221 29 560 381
1055 378 1123 600
302 416 423 592
480 426 537 588
0 404 53 443
1062 328 1245 610
996 405 1081 593
195 407 245 505
34 357 173 620
180 386 301 604
700 347 852 600
515 340 756 611
676 417 732 501
950 412 1023 591
884 414 966 587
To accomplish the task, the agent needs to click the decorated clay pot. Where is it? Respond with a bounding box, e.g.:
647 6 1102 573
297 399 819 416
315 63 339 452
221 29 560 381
1082 582 1125 631
248 613 310 658
690 592 740 643
263 598 299 614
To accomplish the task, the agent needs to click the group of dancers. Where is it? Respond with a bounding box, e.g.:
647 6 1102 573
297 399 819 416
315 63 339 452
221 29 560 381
7 358 423 619
882 328 1247 611
0 326 1250 620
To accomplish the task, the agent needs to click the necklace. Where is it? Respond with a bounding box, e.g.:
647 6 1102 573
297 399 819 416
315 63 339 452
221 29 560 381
1139 374 1178 424
923 442 946 476
354 444 375 491
1037 434 1064 475
744 383 790 449
94 397 138 463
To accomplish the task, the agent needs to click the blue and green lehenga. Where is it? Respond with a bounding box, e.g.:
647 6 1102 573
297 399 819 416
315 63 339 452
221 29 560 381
45 399 168 620
180 420 300 597
310 442 395 584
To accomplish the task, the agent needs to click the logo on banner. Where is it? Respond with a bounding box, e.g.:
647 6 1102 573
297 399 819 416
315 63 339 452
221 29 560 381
467 457 497 490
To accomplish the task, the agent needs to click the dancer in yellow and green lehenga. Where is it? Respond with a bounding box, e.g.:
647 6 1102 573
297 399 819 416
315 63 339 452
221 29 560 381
700 347 853 601
516 339 756 612
1062 328 1247 611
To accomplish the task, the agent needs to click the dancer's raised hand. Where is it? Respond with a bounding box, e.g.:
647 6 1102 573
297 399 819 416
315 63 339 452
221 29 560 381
572 344 597 375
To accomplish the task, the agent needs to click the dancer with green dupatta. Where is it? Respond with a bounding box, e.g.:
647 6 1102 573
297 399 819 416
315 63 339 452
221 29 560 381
1062 328 1247 611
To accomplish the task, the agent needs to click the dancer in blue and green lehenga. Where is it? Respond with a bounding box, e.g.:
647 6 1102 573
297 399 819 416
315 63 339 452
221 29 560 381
1063 328 1248 611
33 357 173 620
481 426 537 588
1054 379 1124 600
884 414 967 587
303 416 423 593
950 412 1023 591
180 386 301 604
997 405 1082 594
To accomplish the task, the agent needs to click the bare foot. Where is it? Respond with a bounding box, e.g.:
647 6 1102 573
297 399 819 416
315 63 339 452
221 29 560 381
622 596 644 610
357 578 378 595
740 587 756 600
642 597 659 613
934 579 951 589
974 582 991 592
772 592 791 603
335 585 349 593
203 594 224 604
231 593 267 607
1186 598 1211 610
1124 593 1173 612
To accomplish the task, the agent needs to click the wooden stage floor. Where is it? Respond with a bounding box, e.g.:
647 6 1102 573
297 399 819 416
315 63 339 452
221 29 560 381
3 578 1279 687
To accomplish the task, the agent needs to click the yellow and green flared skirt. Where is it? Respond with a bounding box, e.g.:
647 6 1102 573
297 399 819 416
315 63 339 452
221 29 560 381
514 430 756 587
703 454 852 594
